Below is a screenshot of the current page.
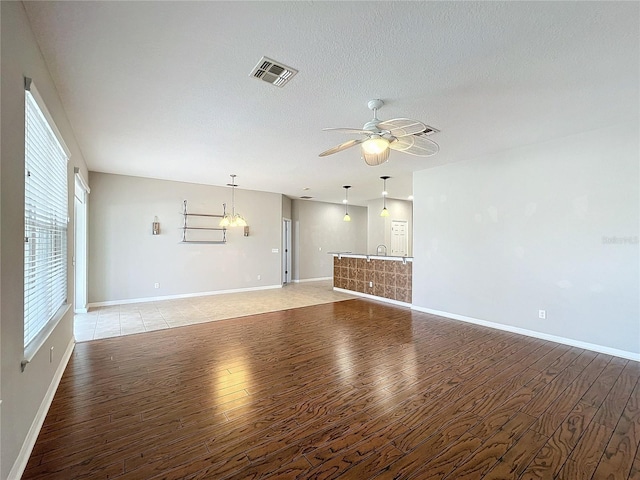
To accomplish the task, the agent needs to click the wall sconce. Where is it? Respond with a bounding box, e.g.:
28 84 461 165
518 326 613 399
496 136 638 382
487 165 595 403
152 216 160 235
380 176 390 217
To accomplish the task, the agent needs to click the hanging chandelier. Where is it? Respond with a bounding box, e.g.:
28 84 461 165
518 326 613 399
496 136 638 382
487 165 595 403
219 174 247 227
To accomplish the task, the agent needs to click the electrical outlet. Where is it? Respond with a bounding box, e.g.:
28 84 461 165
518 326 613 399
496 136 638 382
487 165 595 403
154 282 160 289
369 281 373 288
257 274 261 280
538 309 546 319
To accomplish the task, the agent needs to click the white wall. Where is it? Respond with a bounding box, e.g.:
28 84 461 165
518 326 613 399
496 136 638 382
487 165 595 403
367 197 413 256
88 172 283 303
412 123 639 357
1 3 90 478
291 199 367 281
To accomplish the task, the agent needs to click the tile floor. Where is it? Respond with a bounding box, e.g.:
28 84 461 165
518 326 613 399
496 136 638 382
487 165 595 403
74 280 356 341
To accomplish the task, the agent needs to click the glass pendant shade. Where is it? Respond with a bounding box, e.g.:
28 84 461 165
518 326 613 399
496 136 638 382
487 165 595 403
233 215 248 227
362 136 389 155
219 215 231 227
343 213 351 222
362 147 390 166
219 212 247 227
380 207 389 217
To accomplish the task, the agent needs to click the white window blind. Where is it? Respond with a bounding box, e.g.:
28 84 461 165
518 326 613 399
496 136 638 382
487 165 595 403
24 87 69 350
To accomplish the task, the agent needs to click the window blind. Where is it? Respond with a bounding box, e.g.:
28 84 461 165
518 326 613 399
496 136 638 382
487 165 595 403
24 88 69 349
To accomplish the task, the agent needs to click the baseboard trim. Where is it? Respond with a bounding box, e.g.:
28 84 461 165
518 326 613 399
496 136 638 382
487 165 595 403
333 287 412 308
9 337 75 480
412 305 640 362
88 284 283 308
293 277 332 283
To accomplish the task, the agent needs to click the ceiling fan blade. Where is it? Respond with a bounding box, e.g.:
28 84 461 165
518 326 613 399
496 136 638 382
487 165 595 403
377 118 427 137
389 134 440 156
322 127 372 135
319 138 366 157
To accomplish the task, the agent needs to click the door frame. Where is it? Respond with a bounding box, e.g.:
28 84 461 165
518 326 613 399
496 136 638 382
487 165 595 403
282 218 292 284
74 169 90 313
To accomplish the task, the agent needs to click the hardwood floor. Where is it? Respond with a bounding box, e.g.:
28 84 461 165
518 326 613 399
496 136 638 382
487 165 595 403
23 299 640 479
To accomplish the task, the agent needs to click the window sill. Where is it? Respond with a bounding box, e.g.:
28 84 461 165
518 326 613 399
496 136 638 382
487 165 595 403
22 303 71 372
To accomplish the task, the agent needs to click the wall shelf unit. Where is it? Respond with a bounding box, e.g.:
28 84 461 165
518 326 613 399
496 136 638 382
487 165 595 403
180 200 226 244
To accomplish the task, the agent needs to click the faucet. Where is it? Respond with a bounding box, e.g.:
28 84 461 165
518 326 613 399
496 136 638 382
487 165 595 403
376 244 387 256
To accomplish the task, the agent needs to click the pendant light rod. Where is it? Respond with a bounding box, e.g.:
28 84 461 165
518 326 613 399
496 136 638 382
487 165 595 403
227 174 238 216
343 185 351 222
380 176 390 217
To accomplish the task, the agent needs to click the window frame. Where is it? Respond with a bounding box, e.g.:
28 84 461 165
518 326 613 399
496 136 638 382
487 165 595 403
22 78 71 370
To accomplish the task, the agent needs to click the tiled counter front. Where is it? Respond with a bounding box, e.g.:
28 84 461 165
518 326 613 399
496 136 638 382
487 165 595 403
333 256 412 303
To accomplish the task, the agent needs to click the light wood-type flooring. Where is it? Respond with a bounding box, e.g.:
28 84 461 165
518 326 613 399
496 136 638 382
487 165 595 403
24 299 640 479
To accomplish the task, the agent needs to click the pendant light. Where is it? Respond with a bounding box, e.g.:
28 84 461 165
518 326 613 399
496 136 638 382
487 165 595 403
380 176 390 217
219 174 248 227
343 185 351 222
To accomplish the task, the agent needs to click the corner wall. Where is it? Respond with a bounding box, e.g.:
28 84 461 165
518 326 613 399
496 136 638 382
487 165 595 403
1 3 90 478
367 197 413 256
291 199 367 281
88 172 283 303
412 123 639 357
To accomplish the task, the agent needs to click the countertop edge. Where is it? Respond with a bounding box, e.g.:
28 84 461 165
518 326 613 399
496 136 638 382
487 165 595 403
328 252 413 262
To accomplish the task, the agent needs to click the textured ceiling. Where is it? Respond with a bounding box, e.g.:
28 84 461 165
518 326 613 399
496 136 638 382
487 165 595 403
23 1 639 206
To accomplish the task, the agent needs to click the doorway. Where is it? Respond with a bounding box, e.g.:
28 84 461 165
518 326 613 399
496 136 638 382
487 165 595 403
282 218 292 284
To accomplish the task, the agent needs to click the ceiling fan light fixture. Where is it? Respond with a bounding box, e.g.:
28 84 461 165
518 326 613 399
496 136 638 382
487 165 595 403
362 147 390 166
362 136 389 155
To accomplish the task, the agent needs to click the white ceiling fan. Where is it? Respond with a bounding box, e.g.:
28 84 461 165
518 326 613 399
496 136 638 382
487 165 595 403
319 99 440 166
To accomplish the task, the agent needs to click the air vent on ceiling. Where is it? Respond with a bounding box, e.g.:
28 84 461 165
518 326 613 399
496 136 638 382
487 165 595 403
300 196 313 200
417 126 440 136
250 56 298 87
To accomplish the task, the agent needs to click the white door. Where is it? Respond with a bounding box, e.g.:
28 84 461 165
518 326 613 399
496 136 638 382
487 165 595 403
390 220 408 256
282 219 292 284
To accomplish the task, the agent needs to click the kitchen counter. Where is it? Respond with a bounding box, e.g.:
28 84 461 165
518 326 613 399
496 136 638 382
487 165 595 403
331 253 412 305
